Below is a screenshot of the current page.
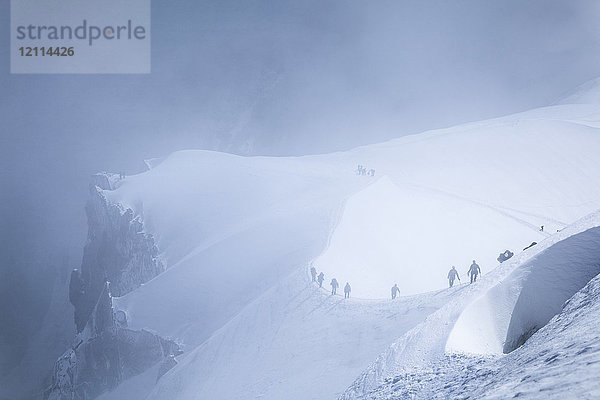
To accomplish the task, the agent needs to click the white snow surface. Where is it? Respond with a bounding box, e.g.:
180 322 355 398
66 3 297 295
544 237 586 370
352 234 600 399
147 273 452 400
342 211 600 399
99 99 600 399
557 77 600 105
446 225 600 356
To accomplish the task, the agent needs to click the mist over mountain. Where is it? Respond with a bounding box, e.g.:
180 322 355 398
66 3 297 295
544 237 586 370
2 1 600 397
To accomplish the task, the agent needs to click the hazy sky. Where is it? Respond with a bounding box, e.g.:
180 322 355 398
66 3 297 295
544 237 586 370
1 1 600 374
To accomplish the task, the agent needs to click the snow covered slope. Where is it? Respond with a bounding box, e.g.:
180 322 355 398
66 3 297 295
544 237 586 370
109 151 365 347
342 210 600 399
315 175 539 297
348 212 600 399
97 99 600 399
557 77 600 105
146 271 455 400
446 225 600 356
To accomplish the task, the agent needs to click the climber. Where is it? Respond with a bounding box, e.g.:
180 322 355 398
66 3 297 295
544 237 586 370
344 282 351 298
447 266 461 287
468 260 481 284
391 284 400 299
330 278 339 295
317 272 324 288
310 266 317 282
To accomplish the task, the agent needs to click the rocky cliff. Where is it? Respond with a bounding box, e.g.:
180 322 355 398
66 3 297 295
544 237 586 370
45 173 180 400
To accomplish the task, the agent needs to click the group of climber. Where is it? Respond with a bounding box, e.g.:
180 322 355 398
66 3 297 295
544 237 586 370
311 266 352 298
309 238 544 299
310 260 482 300
447 260 481 287
356 165 375 176
311 264 400 300
447 243 535 288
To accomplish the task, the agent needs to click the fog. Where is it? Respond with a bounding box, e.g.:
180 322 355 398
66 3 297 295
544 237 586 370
2 0 600 382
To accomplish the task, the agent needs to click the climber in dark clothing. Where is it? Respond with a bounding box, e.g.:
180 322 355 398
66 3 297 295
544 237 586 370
344 282 351 298
317 272 324 288
330 278 339 295
447 266 460 287
391 284 400 299
310 266 317 282
468 260 481 284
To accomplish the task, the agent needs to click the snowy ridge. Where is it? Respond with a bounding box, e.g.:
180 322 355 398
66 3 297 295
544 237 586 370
355 253 600 399
341 210 600 399
93 99 600 399
447 225 600 355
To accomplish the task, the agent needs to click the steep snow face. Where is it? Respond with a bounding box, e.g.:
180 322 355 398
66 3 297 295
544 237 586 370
446 226 600 356
355 267 600 400
504 227 600 353
479 271 600 399
342 210 600 399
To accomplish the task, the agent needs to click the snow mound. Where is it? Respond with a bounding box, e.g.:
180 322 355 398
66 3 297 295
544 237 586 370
342 211 600 399
480 270 600 398
358 256 600 400
446 226 600 355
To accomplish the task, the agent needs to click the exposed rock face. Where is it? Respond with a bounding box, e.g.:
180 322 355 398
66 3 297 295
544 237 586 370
74 182 164 332
47 283 181 400
45 173 178 400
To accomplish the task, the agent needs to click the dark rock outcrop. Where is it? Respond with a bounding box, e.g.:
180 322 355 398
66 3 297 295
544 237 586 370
73 183 164 332
46 174 179 400
46 283 181 400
